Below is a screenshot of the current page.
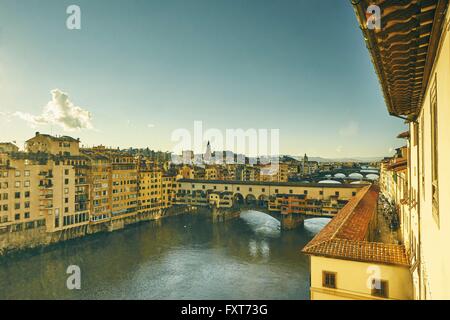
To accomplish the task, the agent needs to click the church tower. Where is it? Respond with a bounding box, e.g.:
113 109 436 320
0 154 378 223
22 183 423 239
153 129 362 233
204 141 212 164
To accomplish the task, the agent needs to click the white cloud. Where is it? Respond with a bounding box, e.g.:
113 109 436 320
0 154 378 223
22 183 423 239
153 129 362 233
0 111 12 123
339 121 359 137
13 89 93 131
147 123 155 128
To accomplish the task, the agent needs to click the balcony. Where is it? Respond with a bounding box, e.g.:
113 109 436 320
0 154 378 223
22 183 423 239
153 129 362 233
39 171 53 178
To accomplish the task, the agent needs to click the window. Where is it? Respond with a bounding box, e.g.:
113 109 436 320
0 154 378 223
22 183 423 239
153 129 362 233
15 181 21 188
15 192 20 199
15 171 20 177
430 75 439 225
275 189 279 194
15 213 20 220
335 191 340 197
24 170 30 177
65 169 69 175
24 212 30 219
65 179 69 185
371 280 389 298
24 180 30 187
322 271 336 289
304 190 308 195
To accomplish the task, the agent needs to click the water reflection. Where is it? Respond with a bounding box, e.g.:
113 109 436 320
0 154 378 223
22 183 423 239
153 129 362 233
240 210 281 238
304 218 331 235
0 211 327 300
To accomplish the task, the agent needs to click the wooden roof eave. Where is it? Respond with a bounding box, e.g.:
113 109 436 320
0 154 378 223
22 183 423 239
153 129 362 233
351 0 449 119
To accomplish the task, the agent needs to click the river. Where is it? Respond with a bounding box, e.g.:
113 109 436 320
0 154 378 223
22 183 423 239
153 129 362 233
0 210 329 300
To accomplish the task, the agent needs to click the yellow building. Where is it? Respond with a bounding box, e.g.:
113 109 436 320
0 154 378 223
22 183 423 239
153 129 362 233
137 157 164 214
259 163 288 182
26 132 80 156
81 149 111 222
303 186 413 300
110 152 138 219
0 151 90 234
205 165 223 181
0 143 19 153
329 0 450 300
161 175 176 208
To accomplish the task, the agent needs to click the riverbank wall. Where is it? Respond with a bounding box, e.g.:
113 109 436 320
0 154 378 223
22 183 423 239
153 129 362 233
0 205 193 257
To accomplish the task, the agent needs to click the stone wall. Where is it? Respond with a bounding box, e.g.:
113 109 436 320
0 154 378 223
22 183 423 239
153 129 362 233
0 206 192 256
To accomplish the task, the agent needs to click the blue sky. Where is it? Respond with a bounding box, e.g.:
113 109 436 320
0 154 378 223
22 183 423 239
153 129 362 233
0 0 405 157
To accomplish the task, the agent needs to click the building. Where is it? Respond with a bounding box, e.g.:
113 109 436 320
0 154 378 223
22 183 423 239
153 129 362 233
208 191 233 208
81 149 111 222
302 154 319 176
312 0 450 300
26 132 80 156
205 165 223 181
303 186 412 300
0 143 19 154
161 174 176 208
259 163 288 182
182 150 194 165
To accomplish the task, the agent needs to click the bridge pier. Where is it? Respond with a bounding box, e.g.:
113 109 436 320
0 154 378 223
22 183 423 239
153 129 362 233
211 206 240 223
280 213 304 231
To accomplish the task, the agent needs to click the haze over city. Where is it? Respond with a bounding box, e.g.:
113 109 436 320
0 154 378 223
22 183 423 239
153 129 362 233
0 0 405 158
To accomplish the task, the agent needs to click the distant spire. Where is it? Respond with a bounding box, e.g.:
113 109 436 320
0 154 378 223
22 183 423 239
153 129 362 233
205 141 212 164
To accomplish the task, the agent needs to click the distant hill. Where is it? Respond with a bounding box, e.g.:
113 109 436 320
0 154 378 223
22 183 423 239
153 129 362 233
290 156 383 163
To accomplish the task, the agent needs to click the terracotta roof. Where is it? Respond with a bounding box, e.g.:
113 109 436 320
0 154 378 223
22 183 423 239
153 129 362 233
26 133 79 142
302 185 409 266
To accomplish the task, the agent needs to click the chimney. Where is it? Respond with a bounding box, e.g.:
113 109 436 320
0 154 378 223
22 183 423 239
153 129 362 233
35 132 40 136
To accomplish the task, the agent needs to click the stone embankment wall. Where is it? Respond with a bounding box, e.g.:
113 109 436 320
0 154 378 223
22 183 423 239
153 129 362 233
0 206 192 256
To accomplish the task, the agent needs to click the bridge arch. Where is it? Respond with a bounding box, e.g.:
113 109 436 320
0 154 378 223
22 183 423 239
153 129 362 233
245 194 257 206
233 193 244 205
258 194 269 207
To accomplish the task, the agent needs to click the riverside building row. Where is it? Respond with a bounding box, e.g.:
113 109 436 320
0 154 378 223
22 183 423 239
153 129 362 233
0 133 177 238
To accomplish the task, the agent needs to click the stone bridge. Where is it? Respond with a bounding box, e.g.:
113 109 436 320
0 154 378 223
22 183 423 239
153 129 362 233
177 179 363 230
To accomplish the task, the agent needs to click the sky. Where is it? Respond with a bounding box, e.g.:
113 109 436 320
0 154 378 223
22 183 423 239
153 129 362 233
0 0 406 158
